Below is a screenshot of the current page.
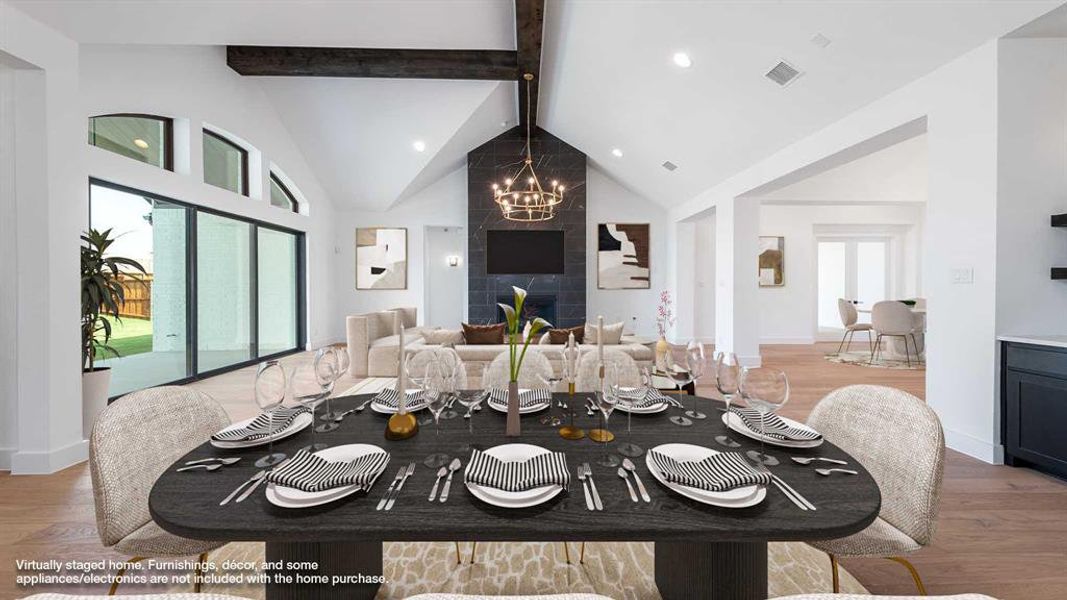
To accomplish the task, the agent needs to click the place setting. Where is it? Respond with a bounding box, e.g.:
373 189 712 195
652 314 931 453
463 444 570 509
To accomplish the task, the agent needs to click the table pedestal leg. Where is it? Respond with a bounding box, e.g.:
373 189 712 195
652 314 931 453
265 541 382 600
654 541 767 600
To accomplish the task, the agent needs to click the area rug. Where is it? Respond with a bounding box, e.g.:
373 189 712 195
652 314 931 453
825 351 924 370
173 540 865 599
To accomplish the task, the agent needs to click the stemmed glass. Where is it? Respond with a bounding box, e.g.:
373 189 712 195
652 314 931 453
683 340 707 420
557 343 585 440
666 340 705 426
254 360 288 468
738 367 789 466
593 362 621 467
436 348 461 420
318 347 346 422
290 358 331 453
538 370 564 426
455 388 489 453
617 367 650 458
714 351 742 448
423 360 452 468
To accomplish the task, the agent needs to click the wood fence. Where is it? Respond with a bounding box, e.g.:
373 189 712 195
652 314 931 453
118 273 152 319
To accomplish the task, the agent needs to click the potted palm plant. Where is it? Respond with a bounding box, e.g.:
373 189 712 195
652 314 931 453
498 286 551 436
81 228 147 438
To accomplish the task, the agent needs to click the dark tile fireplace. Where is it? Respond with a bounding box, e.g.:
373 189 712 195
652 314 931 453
495 294 558 328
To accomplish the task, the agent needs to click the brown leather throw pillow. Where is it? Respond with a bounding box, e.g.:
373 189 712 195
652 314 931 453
547 325 584 345
462 322 506 345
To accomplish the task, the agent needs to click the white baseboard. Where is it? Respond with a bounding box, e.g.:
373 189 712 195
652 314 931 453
10 439 89 474
760 337 816 345
944 428 1002 464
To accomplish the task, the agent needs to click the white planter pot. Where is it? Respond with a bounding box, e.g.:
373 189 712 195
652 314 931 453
82 368 111 440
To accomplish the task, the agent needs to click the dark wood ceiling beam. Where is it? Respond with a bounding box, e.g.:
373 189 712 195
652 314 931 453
515 0 546 129
227 46 521 80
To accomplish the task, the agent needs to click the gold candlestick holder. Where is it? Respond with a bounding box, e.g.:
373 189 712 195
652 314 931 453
558 381 585 440
385 411 418 440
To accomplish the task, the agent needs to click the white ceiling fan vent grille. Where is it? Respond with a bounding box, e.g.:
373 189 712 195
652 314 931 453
662 161 678 172
766 60 802 87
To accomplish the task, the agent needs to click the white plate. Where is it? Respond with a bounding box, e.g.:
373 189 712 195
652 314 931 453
209 412 312 449
266 443 389 509
722 412 824 449
646 443 766 508
464 443 563 508
370 390 429 414
487 390 550 415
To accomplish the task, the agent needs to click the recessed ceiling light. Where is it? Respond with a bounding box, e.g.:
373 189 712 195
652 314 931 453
133 138 149 149
672 52 692 68
611 148 623 158
412 140 426 152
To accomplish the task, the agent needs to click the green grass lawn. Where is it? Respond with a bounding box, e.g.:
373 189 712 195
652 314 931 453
94 316 153 360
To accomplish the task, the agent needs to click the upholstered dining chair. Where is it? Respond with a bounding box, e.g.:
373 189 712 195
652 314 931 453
20 595 259 600
483 349 554 388
772 595 995 600
805 385 945 594
870 301 922 367
575 348 642 392
408 347 469 388
89 386 232 594
836 298 874 354
404 594 616 600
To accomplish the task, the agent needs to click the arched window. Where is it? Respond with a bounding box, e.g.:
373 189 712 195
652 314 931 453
88 114 173 170
203 129 249 195
269 172 299 213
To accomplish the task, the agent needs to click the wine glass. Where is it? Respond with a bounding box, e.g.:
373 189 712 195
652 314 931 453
683 340 707 420
455 387 489 453
739 367 789 466
254 360 288 468
594 362 621 467
666 343 696 427
714 351 742 448
437 348 461 420
423 361 451 468
616 367 650 458
538 369 564 426
290 361 330 453
313 348 340 434
318 347 344 421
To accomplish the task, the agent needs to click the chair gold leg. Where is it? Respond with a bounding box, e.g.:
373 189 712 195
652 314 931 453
469 541 478 564
108 556 145 596
454 542 463 564
579 542 586 564
829 553 840 593
563 542 571 564
194 553 208 593
886 556 927 595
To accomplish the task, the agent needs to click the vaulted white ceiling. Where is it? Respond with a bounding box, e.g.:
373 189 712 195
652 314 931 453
10 0 1064 211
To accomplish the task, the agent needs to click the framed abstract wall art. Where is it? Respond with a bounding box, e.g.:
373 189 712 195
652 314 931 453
598 223 651 289
758 235 785 287
355 227 407 289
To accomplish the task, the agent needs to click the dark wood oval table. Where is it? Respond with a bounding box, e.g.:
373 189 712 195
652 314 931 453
150 393 880 600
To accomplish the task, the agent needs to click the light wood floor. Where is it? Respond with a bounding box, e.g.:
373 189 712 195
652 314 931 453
1 343 1064 599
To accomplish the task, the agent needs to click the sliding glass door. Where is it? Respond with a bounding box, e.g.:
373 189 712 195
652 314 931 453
817 238 890 331
89 180 305 396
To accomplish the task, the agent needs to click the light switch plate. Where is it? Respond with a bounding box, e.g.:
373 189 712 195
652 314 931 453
951 267 974 284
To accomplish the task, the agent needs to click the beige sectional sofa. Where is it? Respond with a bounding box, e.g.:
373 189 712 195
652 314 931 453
345 308 653 382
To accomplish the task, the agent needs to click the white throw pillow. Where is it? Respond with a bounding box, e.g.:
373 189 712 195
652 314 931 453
585 321 625 345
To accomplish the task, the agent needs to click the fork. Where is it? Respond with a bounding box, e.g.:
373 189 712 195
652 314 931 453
755 463 816 511
576 466 594 510
334 397 375 421
581 463 604 511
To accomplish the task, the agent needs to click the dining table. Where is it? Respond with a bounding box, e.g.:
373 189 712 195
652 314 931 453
150 392 881 600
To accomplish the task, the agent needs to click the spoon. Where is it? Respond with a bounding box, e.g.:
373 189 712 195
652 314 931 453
184 457 241 466
428 466 448 501
439 458 462 503
621 458 651 502
617 467 638 502
791 456 848 466
177 463 224 472
815 468 858 476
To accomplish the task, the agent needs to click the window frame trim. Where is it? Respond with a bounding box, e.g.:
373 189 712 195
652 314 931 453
269 171 300 213
203 128 250 197
88 113 174 171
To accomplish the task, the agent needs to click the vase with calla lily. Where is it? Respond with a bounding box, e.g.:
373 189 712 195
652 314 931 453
498 286 551 436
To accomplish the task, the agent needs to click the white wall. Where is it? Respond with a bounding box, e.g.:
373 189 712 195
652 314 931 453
424 226 467 328
0 61 16 468
692 216 716 341
995 38 1067 337
79 44 340 348
585 166 668 336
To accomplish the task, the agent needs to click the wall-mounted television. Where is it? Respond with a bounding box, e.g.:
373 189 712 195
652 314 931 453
486 230 565 274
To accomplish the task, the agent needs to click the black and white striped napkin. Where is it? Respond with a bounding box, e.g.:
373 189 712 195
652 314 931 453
487 388 552 410
648 450 771 492
617 387 670 409
464 448 570 492
211 406 310 442
371 388 429 411
266 448 390 493
728 407 822 441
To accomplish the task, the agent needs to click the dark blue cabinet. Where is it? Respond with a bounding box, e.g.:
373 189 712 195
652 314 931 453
1002 342 1067 479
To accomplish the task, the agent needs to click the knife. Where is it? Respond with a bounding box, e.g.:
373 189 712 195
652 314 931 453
384 462 415 511
376 467 407 511
220 471 264 506
235 458 291 504
583 463 604 511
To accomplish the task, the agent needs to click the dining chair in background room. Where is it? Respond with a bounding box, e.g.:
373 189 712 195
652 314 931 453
805 385 945 594
483 349 554 389
575 348 642 393
836 298 874 354
89 386 232 594
870 301 923 366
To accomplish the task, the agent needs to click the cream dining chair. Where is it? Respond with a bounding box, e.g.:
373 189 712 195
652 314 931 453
773 595 996 600
870 301 922 367
575 348 642 393
805 385 945 594
482 349 554 388
89 386 231 594
837 298 874 354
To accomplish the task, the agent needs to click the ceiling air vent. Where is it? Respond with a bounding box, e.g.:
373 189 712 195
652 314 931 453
765 60 802 87
662 161 678 172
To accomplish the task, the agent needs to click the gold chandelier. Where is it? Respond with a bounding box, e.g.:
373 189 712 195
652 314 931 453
492 73 565 222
